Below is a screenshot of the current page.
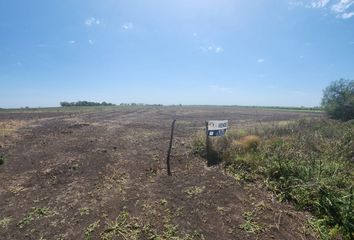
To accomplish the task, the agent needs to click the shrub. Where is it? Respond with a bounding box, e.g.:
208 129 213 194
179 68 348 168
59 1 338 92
233 135 260 151
321 79 354 121
0 155 4 165
191 133 206 157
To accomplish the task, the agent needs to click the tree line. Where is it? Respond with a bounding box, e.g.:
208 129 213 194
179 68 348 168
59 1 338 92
60 101 115 107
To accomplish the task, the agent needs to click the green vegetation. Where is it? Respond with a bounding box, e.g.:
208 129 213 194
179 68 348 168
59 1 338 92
322 79 354 121
184 186 206 197
193 119 354 239
239 211 264 234
101 211 204 240
0 217 12 229
60 101 115 107
85 220 100 240
17 207 57 229
79 207 90 216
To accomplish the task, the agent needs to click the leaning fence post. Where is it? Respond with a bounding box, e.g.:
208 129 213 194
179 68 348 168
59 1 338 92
166 119 176 176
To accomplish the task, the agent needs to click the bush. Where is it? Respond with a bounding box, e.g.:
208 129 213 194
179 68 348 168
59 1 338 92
0 155 4 165
322 79 354 121
233 135 260 151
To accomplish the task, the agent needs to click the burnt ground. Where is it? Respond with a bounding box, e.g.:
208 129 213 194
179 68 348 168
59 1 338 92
0 106 323 240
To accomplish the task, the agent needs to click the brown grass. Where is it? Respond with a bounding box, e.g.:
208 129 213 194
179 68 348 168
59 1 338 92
232 135 261 151
0 120 27 138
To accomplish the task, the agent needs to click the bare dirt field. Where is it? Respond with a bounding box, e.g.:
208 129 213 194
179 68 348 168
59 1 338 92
0 106 323 240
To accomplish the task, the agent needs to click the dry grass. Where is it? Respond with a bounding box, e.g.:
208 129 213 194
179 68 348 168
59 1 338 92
0 120 28 139
232 135 261 151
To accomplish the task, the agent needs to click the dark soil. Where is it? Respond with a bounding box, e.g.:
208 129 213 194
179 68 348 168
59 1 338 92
0 106 322 239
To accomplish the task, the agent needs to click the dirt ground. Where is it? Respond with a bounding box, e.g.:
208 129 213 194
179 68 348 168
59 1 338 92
0 106 323 240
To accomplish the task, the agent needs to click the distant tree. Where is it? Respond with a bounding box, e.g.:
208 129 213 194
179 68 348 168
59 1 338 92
60 102 71 107
321 79 354 121
60 101 115 107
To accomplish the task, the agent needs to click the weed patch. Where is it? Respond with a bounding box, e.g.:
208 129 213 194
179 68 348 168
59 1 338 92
193 119 354 239
17 207 57 229
101 211 205 240
85 220 100 240
239 211 265 234
184 186 206 197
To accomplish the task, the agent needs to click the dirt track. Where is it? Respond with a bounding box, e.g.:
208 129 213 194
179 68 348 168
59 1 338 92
0 107 322 239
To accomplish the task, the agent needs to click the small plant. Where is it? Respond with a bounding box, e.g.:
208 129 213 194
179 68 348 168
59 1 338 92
191 133 206 157
184 186 205 197
239 211 264 234
17 207 56 229
101 211 132 240
79 207 90 216
0 217 11 229
160 199 168 206
85 220 100 240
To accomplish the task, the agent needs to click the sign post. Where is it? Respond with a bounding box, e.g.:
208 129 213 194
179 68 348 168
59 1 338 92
205 121 210 165
205 120 228 166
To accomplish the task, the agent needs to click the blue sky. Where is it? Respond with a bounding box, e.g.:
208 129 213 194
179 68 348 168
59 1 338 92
1 0 354 108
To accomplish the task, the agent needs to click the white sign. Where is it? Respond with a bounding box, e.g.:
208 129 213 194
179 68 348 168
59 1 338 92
208 120 228 130
207 120 228 137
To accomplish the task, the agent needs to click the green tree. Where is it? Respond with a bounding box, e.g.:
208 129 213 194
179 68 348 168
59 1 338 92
321 79 354 121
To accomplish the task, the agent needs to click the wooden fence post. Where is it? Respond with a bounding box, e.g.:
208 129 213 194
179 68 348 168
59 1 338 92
205 121 210 166
166 120 176 176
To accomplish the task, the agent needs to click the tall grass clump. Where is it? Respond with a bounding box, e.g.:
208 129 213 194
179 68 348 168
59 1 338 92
192 119 354 239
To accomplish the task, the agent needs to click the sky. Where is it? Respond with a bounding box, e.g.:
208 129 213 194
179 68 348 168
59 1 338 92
0 0 354 108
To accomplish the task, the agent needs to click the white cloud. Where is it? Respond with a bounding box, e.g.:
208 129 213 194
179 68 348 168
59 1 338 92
68 40 75 44
200 45 224 54
339 11 354 18
292 0 354 19
193 32 198 37
331 0 354 13
257 58 265 63
122 22 133 30
311 0 330 8
85 17 100 27
88 39 94 45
